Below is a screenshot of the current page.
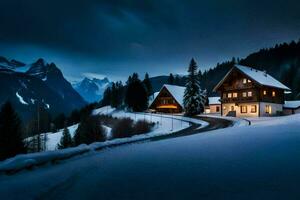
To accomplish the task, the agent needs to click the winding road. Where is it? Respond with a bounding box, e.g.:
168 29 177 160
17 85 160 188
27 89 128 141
151 115 233 141
2 115 300 199
0 116 240 200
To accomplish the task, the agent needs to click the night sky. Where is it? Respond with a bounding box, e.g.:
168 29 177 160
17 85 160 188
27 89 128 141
0 0 300 81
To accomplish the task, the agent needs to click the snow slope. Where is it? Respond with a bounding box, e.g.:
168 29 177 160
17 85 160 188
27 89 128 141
45 124 79 151
0 114 299 199
0 107 207 172
43 106 206 151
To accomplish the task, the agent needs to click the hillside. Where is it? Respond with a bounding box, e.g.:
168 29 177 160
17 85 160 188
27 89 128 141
150 40 300 99
0 57 86 121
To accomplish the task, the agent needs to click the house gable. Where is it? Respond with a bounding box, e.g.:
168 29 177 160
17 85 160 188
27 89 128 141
214 65 290 92
149 85 185 112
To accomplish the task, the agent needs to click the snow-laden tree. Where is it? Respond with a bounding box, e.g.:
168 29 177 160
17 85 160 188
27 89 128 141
183 58 207 116
57 127 73 149
0 102 26 160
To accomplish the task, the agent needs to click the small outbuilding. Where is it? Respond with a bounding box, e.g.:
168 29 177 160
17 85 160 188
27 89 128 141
205 97 221 114
283 101 300 115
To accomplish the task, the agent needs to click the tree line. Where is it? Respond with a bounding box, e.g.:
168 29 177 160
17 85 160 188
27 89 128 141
100 72 153 112
164 40 300 99
0 100 100 160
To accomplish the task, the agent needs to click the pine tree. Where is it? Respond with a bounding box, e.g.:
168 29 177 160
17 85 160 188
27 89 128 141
125 73 148 112
110 81 124 108
73 115 106 146
53 113 66 130
110 82 118 107
168 73 175 85
0 102 26 160
69 109 80 125
183 58 207 116
57 127 73 149
101 87 112 106
143 73 153 96
174 75 181 85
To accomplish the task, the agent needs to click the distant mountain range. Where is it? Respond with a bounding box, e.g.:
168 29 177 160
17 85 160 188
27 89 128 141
72 77 111 103
0 57 86 121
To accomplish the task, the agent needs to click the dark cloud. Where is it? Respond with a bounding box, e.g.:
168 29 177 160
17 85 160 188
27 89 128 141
0 0 300 80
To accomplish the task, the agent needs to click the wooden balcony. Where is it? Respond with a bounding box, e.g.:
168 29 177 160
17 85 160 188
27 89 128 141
221 96 258 103
223 83 253 91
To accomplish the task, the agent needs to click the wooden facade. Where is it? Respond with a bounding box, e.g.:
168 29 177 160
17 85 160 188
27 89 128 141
149 86 183 113
215 66 287 117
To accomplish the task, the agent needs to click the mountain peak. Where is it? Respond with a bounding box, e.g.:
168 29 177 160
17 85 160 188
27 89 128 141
73 76 111 103
34 58 46 66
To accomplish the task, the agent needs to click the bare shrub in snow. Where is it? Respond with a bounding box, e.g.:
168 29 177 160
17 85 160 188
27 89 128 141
133 120 154 135
112 118 134 138
74 115 106 145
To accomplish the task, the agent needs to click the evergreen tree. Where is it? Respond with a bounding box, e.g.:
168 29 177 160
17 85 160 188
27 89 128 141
110 82 118 107
110 81 124 108
100 87 112 106
53 113 66 130
27 105 49 152
0 102 26 160
183 58 207 116
125 73 148 112
143 73 153 96
74 115 106 146
57 127 73 149
168 73 175 85
174 75 181 85
69 109 80 125
38 106 52 133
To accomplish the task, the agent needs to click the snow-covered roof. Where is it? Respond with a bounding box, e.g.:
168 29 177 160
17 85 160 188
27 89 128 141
163 84 186 107
148 92 159 105
214 65 290 91
284 101 300 109
208 97 220 105
149 84 186 108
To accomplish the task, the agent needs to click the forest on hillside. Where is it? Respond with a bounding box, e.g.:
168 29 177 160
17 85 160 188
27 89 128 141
151 40 300 100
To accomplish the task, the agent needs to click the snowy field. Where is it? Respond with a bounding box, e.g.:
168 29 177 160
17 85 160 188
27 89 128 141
42 106 207 151
0 106 207 172
0 114 300 199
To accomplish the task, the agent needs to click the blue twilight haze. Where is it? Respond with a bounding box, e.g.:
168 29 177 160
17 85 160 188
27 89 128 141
0 0 299 81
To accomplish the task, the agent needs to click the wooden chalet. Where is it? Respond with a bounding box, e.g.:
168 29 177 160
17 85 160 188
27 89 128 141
149 84 185 113
214 65 290 117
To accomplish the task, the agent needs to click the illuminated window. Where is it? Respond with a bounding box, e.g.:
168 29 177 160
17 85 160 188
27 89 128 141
241 106 247 113
272 91 276 97
263 90 267 95
242 92 247 97
233 93 238 98
243 78 247 84
265 105 271 114
247 79 252 83
251 105 257 113
228 93 232 98
248 91 252 97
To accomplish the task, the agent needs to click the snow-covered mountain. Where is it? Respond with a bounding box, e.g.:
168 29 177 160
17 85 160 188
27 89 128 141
0 56 30 73
73 77 111 103
0 57 86 121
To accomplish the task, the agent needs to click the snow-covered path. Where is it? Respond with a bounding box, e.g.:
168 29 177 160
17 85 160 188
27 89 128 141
1 114 300 199
37 106 207 152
